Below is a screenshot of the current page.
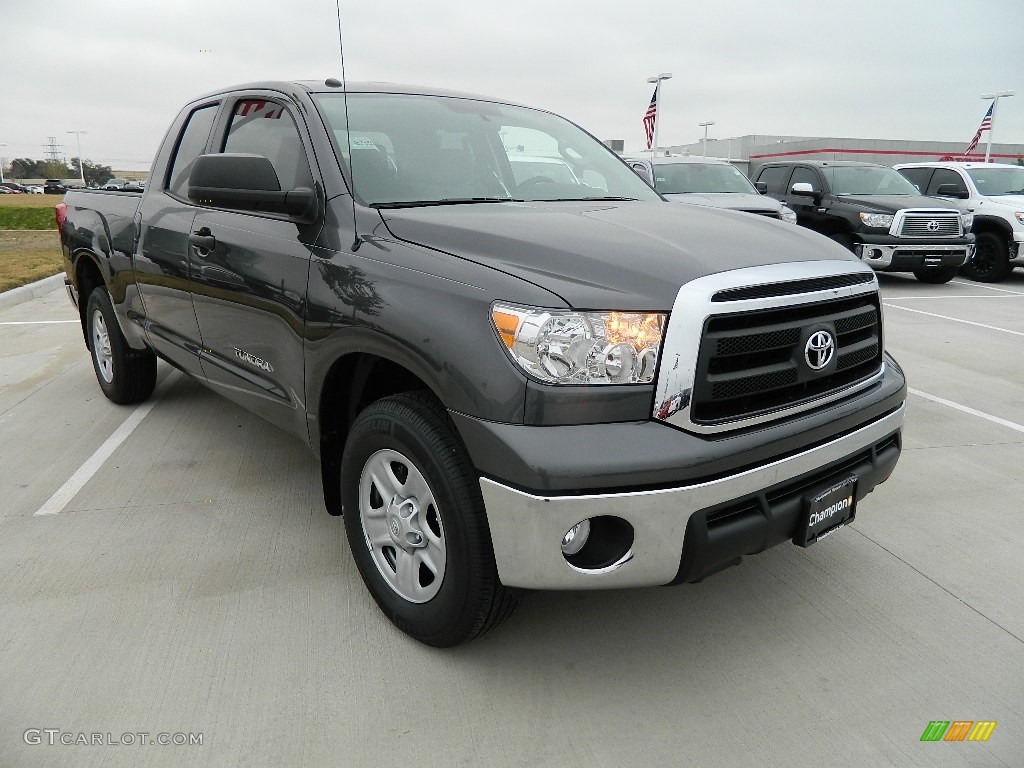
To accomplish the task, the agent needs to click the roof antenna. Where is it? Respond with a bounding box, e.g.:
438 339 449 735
332 0 361 251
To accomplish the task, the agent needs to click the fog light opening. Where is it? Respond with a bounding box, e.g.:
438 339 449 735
562 515 634 571
561 519 591 556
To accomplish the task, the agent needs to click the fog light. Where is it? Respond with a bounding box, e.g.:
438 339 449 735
561 519 591 555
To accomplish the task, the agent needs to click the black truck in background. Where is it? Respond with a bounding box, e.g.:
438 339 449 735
57 81 906 646
753 160 974 284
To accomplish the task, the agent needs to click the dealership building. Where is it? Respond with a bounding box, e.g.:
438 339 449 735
658 135 1024 175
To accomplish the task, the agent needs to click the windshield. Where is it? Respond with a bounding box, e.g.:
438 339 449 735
823 166 920 196
313 93 660 206
653 162 756 194
966 166 1024 196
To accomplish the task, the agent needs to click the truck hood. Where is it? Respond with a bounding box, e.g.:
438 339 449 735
835 194 965 213
379 201 857 310
976 194 1024 210
661 192 782 213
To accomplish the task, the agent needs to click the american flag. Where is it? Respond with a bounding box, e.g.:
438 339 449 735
964 102 994 157
643 88 658 149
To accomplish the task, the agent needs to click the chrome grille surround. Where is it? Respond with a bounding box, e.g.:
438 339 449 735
892 209 962 238
653 260 884 434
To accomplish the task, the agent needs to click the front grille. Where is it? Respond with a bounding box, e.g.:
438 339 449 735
690 294 882 424
712 272 874 302
898 212 961 238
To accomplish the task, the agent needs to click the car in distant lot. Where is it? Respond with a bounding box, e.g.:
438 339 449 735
895 161 1024 282
102 178 131 190
0 182 29 194
25 184 44 194
44 179 67 194
626 155 797 223
753 160 974 283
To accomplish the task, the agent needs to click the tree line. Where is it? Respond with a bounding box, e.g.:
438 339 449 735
6 157 115 186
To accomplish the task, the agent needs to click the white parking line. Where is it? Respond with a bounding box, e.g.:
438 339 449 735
0 320 78 325
882 303 1024 337
909 388 1024 436
884 294 1024 300
34 371 180 516
949 279 1024 295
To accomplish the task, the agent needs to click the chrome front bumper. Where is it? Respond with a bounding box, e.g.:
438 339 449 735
480 404 905 590
854 243 972 269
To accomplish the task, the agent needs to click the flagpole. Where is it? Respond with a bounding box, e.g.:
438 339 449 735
646 73 672 157
981 90 1014 163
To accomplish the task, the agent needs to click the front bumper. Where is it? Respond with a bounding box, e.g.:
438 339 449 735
855 242 973 271
480 404 904 590
1011 232 1024 264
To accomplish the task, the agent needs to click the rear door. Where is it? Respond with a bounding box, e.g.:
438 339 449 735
135 101 219 375
188 94 322 438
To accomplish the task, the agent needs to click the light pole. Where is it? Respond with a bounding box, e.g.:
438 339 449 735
0 143 6 184
980 91 1014 163
646 72 672 156
67 130 87 184
698 121 715 158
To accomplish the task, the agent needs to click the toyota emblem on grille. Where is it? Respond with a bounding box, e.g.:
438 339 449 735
926 219 940 232
804 331 835 371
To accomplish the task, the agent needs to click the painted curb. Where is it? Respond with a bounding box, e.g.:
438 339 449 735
0 272 67 311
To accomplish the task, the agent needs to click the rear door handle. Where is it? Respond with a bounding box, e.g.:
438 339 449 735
189 228 216 255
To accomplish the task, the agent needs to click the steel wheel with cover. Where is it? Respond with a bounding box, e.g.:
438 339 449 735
340 391 519 646
912 266 959 284
962 231 1011 282
86 287 157 404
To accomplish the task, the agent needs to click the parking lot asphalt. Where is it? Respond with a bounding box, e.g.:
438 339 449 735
1 274 1022 767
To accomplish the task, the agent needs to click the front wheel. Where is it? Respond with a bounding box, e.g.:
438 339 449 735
962 231 1011 282
913 266 959 284
86 287 157 404
340 392 519 646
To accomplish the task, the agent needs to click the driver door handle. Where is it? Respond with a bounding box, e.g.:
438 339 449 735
189 227 216 255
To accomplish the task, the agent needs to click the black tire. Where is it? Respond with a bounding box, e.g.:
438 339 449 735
913 266 959 284
85 287 157 404
962 231 1011 282
340 391 519 646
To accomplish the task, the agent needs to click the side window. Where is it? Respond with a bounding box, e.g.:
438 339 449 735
756 165 790 195
222 99 313 191
898 167 932 194
789 166 820 192
167 104 218 199
926 168 967 196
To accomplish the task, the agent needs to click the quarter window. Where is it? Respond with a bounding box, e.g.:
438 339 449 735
167 104 218 198
756 166 790 195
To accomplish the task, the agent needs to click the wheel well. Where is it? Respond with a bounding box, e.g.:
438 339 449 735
971 217 1012 242
74 256 104 345
318 353 435 516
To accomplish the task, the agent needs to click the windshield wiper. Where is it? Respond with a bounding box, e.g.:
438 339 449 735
372 197 523 209
542 196 640 202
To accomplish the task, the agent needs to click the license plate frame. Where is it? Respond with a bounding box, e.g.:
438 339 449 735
794 474 857 547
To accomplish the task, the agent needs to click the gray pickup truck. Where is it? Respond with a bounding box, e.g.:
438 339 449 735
57 81 906 646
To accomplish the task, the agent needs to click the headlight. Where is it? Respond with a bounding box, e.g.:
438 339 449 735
491 304 666 385
1014 211 1024 225
961 212 974 231
779 205 798 224
858 212 894 229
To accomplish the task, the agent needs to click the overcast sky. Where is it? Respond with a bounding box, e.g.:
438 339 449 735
4 0 1022 172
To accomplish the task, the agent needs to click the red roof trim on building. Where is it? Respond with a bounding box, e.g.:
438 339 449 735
748 147 1021 160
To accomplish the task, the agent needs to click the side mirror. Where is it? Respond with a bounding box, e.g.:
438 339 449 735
188 153 314 216
754 181 768 194
790 182 816 197
935 183 969 200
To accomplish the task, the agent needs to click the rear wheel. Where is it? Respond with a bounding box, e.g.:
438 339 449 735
86 287 157 404
913 266 959 284
962 231 1011 282
340 391 518 646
